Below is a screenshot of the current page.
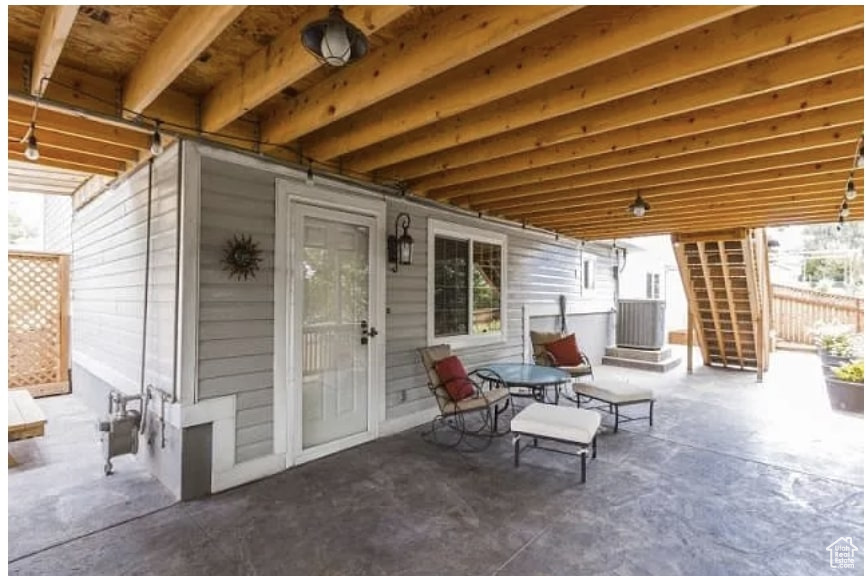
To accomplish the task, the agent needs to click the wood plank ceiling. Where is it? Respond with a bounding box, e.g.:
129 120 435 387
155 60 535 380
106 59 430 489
7 5 864 239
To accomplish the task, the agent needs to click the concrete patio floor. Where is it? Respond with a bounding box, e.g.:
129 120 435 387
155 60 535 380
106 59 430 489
8 349 864 575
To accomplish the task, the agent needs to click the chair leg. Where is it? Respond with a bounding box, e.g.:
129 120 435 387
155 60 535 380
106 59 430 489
492 406 498 433
580 451 587 483
592 435 597 459
614 404 619 433
649 401 654 427
513 435 520 468
576 394 581 408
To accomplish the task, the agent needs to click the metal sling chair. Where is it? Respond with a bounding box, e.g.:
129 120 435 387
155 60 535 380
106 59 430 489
418 345 511 450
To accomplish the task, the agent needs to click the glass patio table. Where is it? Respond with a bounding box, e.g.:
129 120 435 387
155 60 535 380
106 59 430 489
476 363 571 404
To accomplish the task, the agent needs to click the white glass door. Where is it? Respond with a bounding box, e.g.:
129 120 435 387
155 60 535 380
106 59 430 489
295 205 373 453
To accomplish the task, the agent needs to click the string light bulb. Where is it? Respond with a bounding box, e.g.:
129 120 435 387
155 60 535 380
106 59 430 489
845 175 857 200
24 123 39 161
836 214 844 232
840 200 850 218
306 163 315 186
150 122 163 155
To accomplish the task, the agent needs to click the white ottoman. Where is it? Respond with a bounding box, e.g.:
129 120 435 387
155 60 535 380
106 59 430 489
510 403 601 483
572 380 655 433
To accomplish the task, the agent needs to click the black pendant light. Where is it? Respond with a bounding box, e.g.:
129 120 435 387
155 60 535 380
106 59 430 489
301 6 369 67
628 193 651 218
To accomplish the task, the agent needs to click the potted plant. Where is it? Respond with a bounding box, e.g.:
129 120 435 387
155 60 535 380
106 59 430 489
826 360 865 413
811 323 858 377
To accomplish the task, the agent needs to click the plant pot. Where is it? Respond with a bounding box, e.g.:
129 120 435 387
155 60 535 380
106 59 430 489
825 377 865 413
819 351 854 366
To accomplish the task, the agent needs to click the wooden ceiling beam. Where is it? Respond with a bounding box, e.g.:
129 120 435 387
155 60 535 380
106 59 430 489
448 135 859 209
17 143 128 172
419 100 864 197
432 124 863 202
31 5 79 96
8 122 140 162
494 169 861 219
260 5 582 146
382 47 864 184
302 5 749 161
559 208 860 240
529 185 860 226
474 157 857 214
346 8 863 175
201 6 410 133
564 202 855 228
9 150 119 177
9 99 151 149
10 49 260 152
123 6 247 114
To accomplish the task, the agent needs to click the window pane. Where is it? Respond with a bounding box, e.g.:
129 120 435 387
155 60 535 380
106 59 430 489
473 241 501 334
434 237 469 337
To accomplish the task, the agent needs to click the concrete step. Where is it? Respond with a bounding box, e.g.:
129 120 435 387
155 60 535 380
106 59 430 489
604 346 672 362
601 355 683 373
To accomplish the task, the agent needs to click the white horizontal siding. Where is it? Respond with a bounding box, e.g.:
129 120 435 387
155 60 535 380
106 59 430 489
384 201 615 420
71 151 179 398
193 149 616 461
197 157 275 462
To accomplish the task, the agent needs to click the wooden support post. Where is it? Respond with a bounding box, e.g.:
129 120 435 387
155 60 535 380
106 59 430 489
687 303 694 375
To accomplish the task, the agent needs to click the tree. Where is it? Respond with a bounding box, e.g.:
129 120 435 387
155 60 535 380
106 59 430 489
8 207 38 246
799 222 863 293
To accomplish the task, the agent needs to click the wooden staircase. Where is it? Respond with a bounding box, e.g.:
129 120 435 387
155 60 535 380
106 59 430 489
673 229 771 379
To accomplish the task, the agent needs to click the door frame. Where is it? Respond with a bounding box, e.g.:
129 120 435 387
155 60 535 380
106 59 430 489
275 178 387 469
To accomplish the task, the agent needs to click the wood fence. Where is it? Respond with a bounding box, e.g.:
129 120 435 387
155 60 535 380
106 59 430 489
8 251 70 397
772 284 863 345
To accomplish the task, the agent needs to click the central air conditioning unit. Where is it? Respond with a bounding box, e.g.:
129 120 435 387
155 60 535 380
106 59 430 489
617 299 666 350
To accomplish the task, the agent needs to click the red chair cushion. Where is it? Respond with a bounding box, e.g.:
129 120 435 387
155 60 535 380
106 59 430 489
434 356 475 401
545 334 584 366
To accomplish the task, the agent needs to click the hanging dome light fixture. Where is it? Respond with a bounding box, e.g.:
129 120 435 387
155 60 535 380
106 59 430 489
628 193 651 218
301 6 369 67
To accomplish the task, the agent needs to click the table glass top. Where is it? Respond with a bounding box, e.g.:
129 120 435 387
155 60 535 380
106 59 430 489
477 363 570 386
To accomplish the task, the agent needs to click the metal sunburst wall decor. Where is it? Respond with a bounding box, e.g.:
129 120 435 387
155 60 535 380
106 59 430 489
222 233 262 281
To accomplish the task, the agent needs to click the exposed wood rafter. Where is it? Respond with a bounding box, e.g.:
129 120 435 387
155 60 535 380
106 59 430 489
31 5 80 96
260 5 582 146
201 5 411 133
123 6 248 114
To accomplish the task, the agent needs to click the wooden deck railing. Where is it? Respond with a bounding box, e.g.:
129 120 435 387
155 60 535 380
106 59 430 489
772 284 863 345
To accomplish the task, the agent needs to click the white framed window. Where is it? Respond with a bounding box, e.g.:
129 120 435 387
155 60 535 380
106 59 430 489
427 219 507 348
646 272 661 299
582 253 596 293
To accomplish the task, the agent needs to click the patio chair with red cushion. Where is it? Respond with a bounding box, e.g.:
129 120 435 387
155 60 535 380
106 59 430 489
418 345 511 449
530 331 594 383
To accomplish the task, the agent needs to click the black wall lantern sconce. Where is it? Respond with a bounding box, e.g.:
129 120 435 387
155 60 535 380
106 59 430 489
388 212 414 272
